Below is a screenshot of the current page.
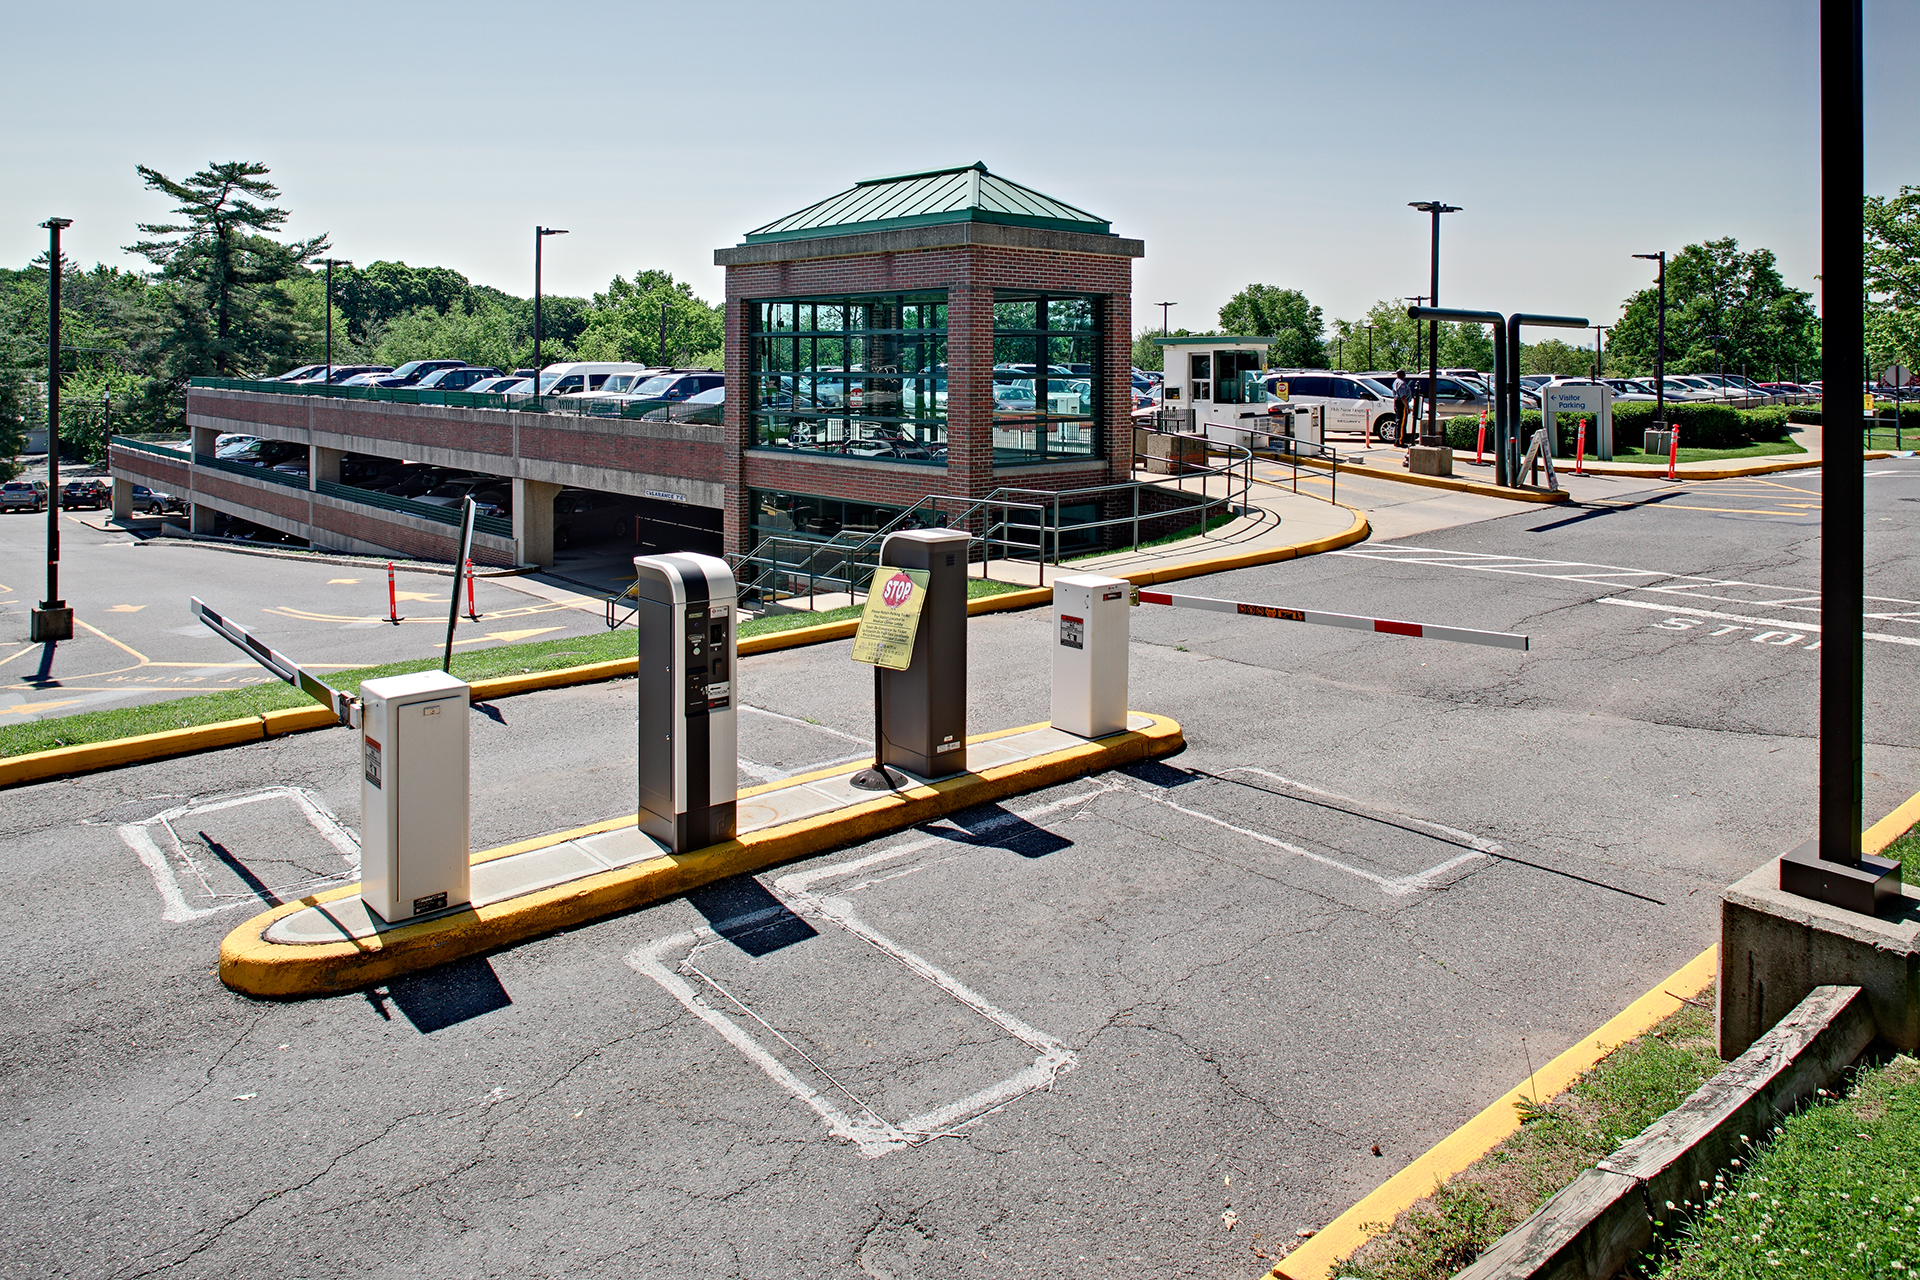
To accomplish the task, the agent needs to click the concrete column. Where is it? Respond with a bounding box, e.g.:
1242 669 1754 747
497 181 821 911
311 445 345 488
190 502 218 535
111 476 133 520
513 477 563 567
191 424 219 457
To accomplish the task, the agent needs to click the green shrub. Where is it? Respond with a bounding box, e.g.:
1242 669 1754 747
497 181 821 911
1438 402 1792 455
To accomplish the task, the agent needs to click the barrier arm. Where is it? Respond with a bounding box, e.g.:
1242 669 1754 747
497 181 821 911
190 597 359 727
1130 587 1528 652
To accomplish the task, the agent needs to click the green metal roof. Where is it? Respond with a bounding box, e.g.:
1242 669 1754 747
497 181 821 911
743 162 1112 244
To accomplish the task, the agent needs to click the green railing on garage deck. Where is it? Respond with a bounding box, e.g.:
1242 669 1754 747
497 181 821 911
187 376 704 420
313 479 514 538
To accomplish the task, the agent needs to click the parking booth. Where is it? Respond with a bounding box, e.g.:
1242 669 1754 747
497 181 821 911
1050 574 1130 738
1153 337 1279 452
634 552 739 853
360 670 473 922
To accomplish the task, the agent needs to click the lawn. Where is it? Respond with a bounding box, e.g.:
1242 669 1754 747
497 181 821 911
1593 439 1808 465
1649 1051 1920 1278
1333 992 1723 1280
0 576 1031 758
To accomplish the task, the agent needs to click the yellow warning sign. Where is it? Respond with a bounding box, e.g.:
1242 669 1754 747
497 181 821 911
850 568 929 671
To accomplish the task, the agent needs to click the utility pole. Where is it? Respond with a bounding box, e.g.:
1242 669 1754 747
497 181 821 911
1155 302 1176 336
1633 252 1668 431
533 226 568 396
319 258 351 386
1592 325 1610 379
31 217 74 643
1409 202 1462 447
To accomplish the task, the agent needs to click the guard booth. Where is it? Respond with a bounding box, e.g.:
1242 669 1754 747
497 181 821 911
1542 381 1614 461
1153 336 1283 451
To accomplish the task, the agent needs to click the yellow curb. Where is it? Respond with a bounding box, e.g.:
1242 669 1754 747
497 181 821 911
1291 455 1569 503
0 517 1363 788
218 713 1186 999
1270 943 1720 1280
1865 784 1920 855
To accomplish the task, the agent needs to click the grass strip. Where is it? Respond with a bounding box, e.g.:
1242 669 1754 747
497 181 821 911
1593 440 1808 464
1648 1050 1920 1278
1334 989 1723 1280
1066 511 1241 561
0 577 1031 757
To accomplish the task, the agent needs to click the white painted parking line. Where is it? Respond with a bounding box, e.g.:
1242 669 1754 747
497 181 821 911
626 788 1106 1157
120 786 360 923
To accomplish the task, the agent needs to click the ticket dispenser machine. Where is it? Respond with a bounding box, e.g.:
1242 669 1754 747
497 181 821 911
360 669 472 923
634 552 738 852
876 528 970 778
1050 574 1131 738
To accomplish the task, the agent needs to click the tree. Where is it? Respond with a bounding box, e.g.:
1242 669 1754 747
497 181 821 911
1519 338 1596 376
126 161 326 378
1866 186 1920 374
575 270 721 368
1217 284 1327 369
1329 300 1494 374
1606 238 1819 381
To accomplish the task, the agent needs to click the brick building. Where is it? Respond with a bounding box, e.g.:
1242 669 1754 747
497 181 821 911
717 162 1143 558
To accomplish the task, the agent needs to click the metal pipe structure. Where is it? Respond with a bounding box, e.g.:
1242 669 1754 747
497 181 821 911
1409 202 1462 446
1410 306 1505 480
319 258 351 387
1507 313 1590 486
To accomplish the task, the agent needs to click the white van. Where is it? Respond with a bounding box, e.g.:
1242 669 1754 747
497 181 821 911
528 362 653 397
1267 371 1403 443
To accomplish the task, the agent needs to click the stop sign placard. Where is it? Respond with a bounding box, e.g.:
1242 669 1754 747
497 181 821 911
881 572 914 607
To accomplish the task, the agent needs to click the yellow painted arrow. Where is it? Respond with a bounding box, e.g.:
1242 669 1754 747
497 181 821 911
107 604 146 613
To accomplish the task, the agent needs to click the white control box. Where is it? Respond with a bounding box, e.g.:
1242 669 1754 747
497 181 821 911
1050 573 1131 739
359 669 471 923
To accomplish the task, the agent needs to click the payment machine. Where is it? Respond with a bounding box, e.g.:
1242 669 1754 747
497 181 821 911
634 552 738 852
1050 574 1130 738
360 670 473 923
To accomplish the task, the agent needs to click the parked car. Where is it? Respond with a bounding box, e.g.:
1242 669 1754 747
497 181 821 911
616 371 726 417
465 376 526 395
529 362 654 398
1267 370 1402 442
127 484 181 514
60 479 110 509
1 480 49 512
292 364 390 385
414 366 504 392
552 489 632 549
368 359 466 389
275 364 329 382
667 384 726 425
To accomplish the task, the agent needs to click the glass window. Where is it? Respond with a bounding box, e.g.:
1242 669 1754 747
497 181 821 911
991 289 1103 466
749 291 948 467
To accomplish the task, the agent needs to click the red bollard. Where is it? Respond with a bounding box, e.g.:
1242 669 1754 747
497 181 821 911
1475 409 1487 465
387 561 399 624
1667 424 1680 480
465 558 478 621
1575 417 1587 475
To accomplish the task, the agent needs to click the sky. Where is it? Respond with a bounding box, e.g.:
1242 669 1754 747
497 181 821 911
3 0 1915 347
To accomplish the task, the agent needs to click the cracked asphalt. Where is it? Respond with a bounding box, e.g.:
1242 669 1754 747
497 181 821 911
1 459 1916 1278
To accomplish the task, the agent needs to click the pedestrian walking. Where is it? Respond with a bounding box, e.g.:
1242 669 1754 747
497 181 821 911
1390 370 1410 447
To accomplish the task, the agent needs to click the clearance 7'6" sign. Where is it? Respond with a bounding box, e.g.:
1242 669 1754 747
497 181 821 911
851 568 930 670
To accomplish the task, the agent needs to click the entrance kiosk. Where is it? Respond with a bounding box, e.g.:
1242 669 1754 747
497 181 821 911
1050 574 1130 738
634 553 738 852
873 528 970 778
360 670 473 922
1153 336 1276 451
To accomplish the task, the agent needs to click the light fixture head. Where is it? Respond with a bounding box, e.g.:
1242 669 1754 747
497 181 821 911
1632 252 1662 261
40 217 73 230
1408 201 1462 214
540 227 570 236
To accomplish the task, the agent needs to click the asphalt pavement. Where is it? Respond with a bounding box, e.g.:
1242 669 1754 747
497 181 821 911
0 511 617 722
1 458 1916 1278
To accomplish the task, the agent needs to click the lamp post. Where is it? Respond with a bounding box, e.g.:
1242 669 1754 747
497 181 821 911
1707 333 1729 399
1364 321 1375 371
1592 325 1610 380
1633 252 1668 432
1155 302 1176 336
1408 295 1430 389
319 258 351 386
533 226 569 397
31 217 74 643
1409 202 1462 446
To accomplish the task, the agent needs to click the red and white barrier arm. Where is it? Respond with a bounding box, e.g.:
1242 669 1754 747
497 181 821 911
1131 588 1529 651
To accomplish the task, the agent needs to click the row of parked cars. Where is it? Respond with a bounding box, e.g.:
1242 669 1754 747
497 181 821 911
271 360 727 418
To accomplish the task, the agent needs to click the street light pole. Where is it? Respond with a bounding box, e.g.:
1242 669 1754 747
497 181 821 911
1708 334 1730 400
31 217 74 643
533 226 569 397
319 258 351 386
1409 201 1462 447
1155 301 1176 337
1592 325 1611 379
1364 322 1375 370
1633 252 1668 432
